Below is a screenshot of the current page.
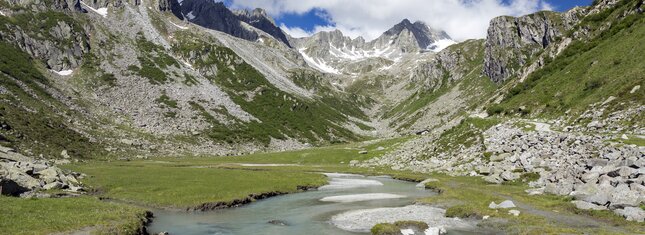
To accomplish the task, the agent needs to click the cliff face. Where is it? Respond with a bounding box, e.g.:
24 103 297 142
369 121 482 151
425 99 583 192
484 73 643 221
483 11 568 84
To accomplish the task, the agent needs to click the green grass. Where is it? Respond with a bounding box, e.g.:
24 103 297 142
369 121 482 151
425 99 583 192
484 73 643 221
63 138 408 208
68 163 326 208
0 42 104 158
371 221 428 235
498 2 645 121
0 196 148 235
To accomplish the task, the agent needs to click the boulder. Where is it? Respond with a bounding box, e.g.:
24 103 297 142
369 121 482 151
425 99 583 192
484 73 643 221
483 173 503 184
544 181 574 196
508 209 521 216
490 153 510 162
501 171 520 181
358 150 368 155
0 178 29 196
489 200 516 209
571 200 606 211
43 182 63 190
614 207 645 222
609 184 642 209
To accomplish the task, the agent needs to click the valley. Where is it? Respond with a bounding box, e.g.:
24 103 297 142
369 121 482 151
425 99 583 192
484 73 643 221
0 0 644 234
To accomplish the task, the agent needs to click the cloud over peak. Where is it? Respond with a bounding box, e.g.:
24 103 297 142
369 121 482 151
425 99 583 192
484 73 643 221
229 0 553 41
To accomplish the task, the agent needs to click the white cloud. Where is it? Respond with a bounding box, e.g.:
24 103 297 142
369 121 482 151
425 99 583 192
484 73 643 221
230 0 553 41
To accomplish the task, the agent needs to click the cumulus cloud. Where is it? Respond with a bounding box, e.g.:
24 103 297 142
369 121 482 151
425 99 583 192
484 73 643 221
230 0 553 41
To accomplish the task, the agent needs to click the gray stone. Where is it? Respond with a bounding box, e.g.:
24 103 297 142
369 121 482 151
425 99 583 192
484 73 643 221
610 184 642 209
614 207 645 222
483 174 503 184
358 150 368 155
43 182 63 190
571 200 606 211
490 200 516 209
490 153 511 162
508 209 521 216
501 171 520 181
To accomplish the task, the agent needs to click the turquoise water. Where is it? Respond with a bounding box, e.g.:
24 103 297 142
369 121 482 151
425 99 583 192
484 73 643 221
147 175 480 235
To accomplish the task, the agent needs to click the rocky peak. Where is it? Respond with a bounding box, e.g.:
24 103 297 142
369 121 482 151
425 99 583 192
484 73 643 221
376 19 452 50
161 0 290 47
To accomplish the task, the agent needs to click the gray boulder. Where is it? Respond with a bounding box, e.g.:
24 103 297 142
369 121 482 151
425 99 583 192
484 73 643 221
571 200 606 211
609 184 642 209
614 207 645 222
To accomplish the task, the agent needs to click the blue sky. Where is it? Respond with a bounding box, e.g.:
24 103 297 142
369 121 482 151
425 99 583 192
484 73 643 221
226 0 594 40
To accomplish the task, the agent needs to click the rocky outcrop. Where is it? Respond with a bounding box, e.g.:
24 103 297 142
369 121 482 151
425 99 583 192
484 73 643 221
161 0 289 46
0 147 85 197
233 8 291 47
410 39 484 90
0 11 90 71
483 11 568 83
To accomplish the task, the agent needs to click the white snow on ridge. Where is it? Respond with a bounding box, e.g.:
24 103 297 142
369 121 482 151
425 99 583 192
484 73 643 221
428 39 456 52
0 11 6 16
53 70 73 76
299 48 341 74
80 1 108 18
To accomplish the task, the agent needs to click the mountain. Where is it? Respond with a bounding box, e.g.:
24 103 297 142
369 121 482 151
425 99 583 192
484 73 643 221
161 0 291 46
290 19 455 75
0 0 640 158
1 0 644 227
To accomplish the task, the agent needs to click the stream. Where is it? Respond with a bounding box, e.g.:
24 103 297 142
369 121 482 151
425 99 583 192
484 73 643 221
147 173 481 235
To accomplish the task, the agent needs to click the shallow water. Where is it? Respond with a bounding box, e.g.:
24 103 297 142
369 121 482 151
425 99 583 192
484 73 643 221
147 174 478 235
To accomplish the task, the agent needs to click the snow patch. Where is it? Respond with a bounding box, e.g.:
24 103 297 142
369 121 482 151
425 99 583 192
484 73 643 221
52 69 73 76
0 11 5 16
318 178 383 190
80 1 108 18
428 39 456 52
299 48 341 74
320 193 406 203
186 11 196 20
170 21 189 30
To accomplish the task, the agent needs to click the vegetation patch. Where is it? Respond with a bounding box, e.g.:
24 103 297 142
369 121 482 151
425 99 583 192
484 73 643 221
371 221 429 235
0 196 148 235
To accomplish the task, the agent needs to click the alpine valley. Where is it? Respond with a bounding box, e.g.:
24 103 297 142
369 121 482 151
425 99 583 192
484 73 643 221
0 0 643 234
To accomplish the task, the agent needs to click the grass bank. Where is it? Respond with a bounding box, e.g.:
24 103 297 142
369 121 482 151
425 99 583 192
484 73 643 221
0 196 149 235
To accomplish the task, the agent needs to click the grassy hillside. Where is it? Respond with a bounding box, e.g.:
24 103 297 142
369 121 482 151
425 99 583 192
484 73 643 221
492 0 644 123
0 42 105 158
172 32 365 145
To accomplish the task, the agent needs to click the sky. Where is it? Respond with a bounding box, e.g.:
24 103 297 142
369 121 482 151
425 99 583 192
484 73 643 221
223 0 594 41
